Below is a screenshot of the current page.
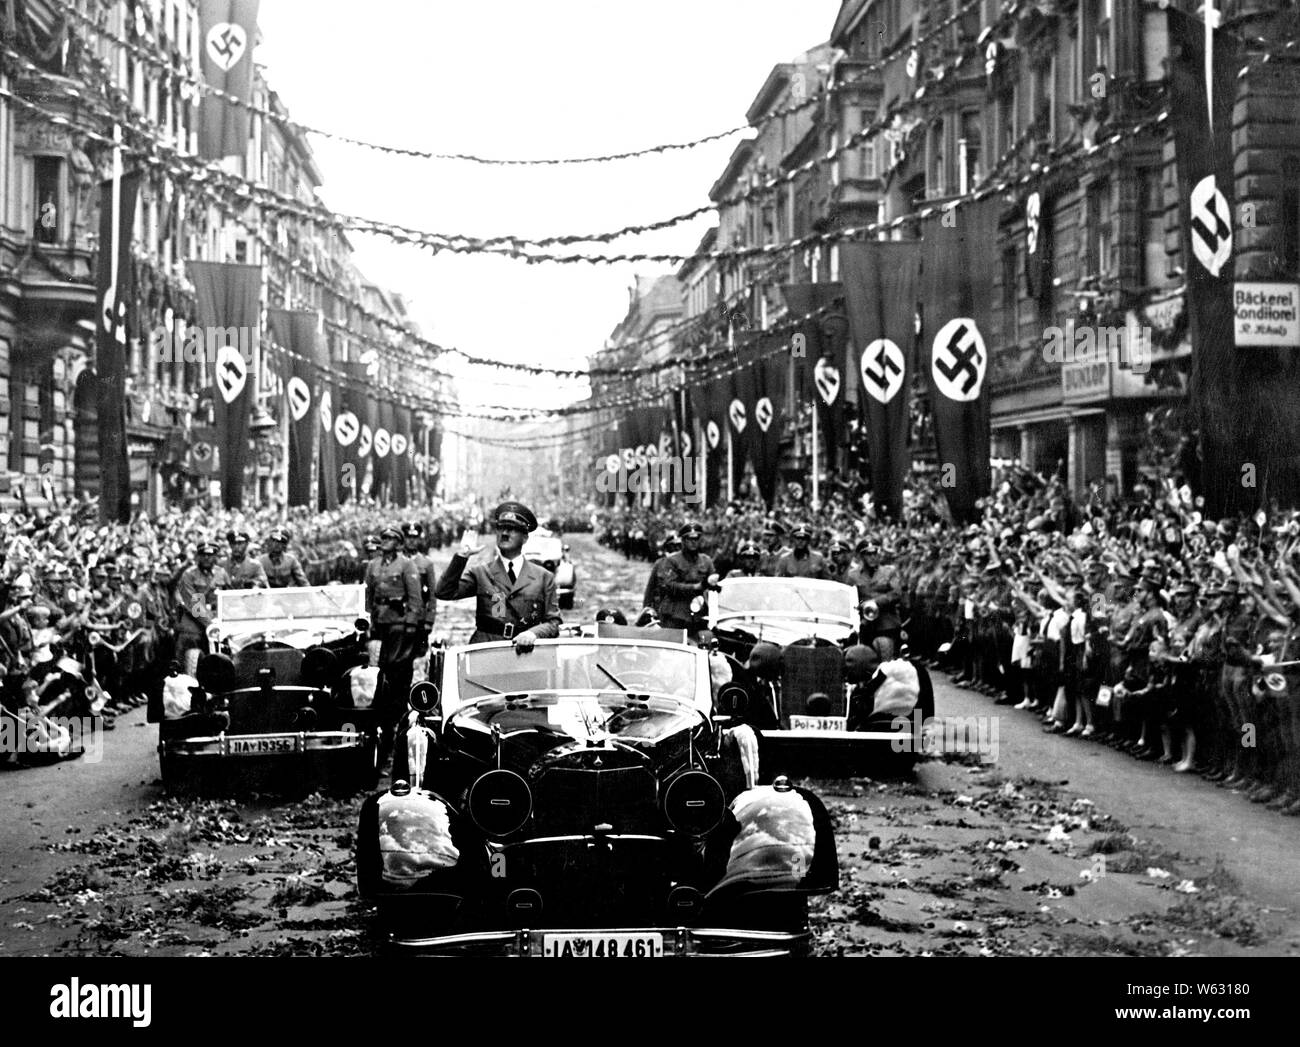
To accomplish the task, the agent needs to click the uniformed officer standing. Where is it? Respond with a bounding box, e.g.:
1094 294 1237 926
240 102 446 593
653 522 718 632
403 522 439 646
365 524 424 756
225 531 269 589
758 522 790 576
774 524 828 579
435 502 562 650
641 534 681 620
174 541 232 675
259 528 309 588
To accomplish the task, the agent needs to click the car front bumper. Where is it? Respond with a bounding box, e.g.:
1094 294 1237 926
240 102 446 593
387 925 809 957
159 730 367 758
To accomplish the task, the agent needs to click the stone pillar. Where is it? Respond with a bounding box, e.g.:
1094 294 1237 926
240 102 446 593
1067 416 1082 496
1019 424 1036 472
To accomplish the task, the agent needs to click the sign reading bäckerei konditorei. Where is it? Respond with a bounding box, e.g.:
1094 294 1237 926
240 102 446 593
1234 282 1300 347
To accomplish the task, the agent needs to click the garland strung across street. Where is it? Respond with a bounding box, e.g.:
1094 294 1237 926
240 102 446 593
56 0 990 167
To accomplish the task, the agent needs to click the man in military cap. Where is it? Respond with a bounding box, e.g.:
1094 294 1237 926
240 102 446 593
758 522 790 577
653 522 718 634
641 534 681 621
403 521 439 645
259 527 309 588
436 501 562 650
365 524 425 756
827 538 854 587
225 530 269 589
726 540 763 579
174 541 232 675
774 524 829 580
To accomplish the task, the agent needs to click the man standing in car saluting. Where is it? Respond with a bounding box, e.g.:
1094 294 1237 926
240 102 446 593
435 502 562 651
366 524 424 761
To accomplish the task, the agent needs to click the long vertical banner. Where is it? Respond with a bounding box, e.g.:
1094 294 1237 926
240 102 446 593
267 309 316 508
190 261 260 510
841 241 920 521
375 398 396 503
393 405 412 508
317 363 338 511
698 370 726 506
750 344 786 507
334 361 366 503
95 170 142 523
1168 8 1254 513
920 199 997 524
198 0 260 160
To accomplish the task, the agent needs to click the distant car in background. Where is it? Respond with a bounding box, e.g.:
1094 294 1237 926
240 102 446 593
523 529 577 609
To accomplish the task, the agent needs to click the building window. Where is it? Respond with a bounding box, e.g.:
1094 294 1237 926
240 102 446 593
1095 0 1113 76
928 118 946 197
33 156 63 244
997 84 1016 158
959 109 983 192
1031 57 1053 136
1002 246 1020 346
1089 180 1113 277
1138 167 1164 289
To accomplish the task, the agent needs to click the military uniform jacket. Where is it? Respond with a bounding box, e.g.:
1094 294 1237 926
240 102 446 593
175 565 232 629
408 550 439 626
759 545 791 577
226 555 269 589
435 553 561 643
774 550 828 580
654 551 716 623
365 553 424 627
643 556 672 611
258 551 309 588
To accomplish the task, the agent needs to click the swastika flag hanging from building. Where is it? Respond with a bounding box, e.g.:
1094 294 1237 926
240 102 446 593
198 0 260 160
1167 8 1277 514
920 199 998 524
268 309 317 508
841 241 920 522
190 261 260 509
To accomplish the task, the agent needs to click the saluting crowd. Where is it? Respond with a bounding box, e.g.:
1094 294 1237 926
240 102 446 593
601 467 1300 817
0 500 475 765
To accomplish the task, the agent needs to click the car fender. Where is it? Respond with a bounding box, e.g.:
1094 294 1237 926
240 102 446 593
709 783 838 897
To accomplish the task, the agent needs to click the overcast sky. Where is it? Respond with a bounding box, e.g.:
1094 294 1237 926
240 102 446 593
255 0 838 412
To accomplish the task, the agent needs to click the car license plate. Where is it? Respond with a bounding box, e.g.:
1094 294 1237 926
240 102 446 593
227 737 295 756
541 932 663 958
789 715 847 732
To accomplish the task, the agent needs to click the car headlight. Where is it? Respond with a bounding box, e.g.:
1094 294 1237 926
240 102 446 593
662 770 725 836
467 769 532 837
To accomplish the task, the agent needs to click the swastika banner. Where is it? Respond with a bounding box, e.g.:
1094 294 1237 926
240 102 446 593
920 199 997 524
190 261 260 509
841 241 919 522
198 0 260 159
268 309 317 508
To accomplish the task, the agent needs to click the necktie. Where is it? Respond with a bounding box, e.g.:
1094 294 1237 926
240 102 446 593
507 562 516 585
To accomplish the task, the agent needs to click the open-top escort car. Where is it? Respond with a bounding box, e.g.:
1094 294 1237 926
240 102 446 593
151 584 381 795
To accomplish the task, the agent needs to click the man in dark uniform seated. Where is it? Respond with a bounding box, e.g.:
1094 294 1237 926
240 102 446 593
435 501 562 652
726 541 763 578
774 524 828 579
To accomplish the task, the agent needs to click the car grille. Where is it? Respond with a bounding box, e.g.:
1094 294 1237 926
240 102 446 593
531 765 660 835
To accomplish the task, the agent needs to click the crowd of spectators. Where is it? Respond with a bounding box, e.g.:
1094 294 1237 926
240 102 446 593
597 467 1300 816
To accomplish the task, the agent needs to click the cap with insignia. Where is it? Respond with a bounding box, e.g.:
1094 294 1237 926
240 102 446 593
830 537 852 554
379 525 403 541
738 540 761 557
227 530 252 544
493 501 538 532
196 541 218 556
403 521 425 538
267 528 290 543
677 522 703 539
791 523 812 541
856 538 878 557
761 521 786 538
362 533 380 550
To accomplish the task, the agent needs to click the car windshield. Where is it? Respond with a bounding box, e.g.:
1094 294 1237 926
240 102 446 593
458 642 698 702
523 536 563 562
715 579 857 621
216 585 366 623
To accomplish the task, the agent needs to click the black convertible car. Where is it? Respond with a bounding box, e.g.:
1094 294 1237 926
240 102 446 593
356 629 838 956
